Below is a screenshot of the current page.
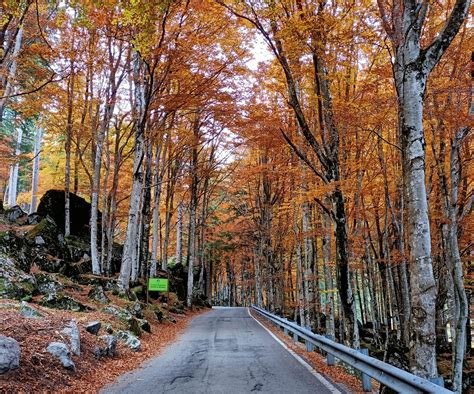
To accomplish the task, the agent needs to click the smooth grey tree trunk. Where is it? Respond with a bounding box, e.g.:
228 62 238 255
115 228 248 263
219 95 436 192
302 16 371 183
150 142 165 276
7 127 22 207
29 127 43 214
447 129 469 392
378 0 471 378
64 68 75 237
0 27 22 119
118 54 147 291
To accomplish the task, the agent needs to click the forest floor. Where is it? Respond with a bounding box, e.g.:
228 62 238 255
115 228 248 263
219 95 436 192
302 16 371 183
0 295 209 392
250 309 379 394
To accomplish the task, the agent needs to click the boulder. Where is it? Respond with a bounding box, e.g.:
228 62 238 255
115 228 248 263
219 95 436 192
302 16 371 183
37 190 101 237
85 321 101 335
5 206 26 223
46 342 75 371
61 320 80 356
0 232 32 272
138 318 151 333
152 305 164 323
20 301 43 318
64 235 92 263
0 336 20 374
35 273 63 295
103 305 133 322
129 285 144 301
116 331 141 352
128 317 142 337
126 301 143 318
0 254 37 300
88 285 110 304
25 217 71 272
102 305 141 335
93 335 118 359
39 292 89 312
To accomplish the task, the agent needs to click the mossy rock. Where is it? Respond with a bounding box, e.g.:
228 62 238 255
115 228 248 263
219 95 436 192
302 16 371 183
126 301 143 318
102 305 144 336
116 330 140 351
39 292 89 312
128 317 142 337
88 285 110 304
150 304 164 323
65 235 91 262
130 285 144 300
20 301 43 318
138 318 151 333
103 305 134 322
35 273 64 295
0 232 35 272
0 254 37 300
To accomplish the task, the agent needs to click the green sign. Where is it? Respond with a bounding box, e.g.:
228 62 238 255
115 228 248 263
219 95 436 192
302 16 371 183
148 278 168 292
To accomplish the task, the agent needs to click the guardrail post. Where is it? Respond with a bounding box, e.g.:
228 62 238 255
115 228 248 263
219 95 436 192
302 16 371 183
306 340 314 352
324 335 335 366
283 327 289 335
357 348 372 392
294 332 299 343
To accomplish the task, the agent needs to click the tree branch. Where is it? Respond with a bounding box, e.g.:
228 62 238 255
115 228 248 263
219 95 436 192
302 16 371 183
280 128 328 184
421 0 471 74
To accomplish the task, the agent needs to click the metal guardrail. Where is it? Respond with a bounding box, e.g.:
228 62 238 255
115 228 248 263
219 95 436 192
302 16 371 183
251 305 452 394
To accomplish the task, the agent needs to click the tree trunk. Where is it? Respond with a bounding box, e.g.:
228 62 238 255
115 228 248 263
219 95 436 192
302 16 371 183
0 27 23 120
322 210 335 340
150 140 166 276
186 113 200 308
29 127 43 214
397 70 437 378
7 127 22 207
175 201 183 266
333 189 359 347
448 129 469 392
118 54 147 291
64 68 75 237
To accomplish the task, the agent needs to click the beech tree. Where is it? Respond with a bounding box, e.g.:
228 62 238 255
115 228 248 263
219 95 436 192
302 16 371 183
377 0 471 381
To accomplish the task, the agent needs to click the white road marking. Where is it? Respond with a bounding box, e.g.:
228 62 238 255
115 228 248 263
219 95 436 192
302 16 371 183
248 308 343 394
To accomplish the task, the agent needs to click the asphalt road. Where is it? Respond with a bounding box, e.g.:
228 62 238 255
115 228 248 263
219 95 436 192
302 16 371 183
102 307 341 394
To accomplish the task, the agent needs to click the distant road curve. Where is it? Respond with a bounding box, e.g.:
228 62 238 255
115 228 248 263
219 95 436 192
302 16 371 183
102 307 345 394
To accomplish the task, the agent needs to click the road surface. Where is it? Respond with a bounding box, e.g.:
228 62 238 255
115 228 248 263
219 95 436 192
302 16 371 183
102 307 342 394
